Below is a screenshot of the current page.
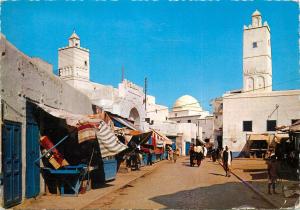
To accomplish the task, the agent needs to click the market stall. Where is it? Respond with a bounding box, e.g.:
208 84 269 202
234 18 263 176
31 102 127 194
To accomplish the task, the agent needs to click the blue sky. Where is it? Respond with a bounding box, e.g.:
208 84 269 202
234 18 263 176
1 1 299 111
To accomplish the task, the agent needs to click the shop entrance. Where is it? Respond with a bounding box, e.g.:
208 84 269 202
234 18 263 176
2 121 22 208
25 103 40 198
185 142 191 156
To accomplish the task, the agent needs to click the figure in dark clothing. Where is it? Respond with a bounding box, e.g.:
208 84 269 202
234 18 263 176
189 144 195 167
267 154 278 194
222 146 233 177
147 149 153 165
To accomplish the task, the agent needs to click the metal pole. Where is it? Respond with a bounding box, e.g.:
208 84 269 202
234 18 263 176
34 134 70 166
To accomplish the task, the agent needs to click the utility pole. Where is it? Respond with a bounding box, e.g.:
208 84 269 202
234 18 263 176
144 77 147 111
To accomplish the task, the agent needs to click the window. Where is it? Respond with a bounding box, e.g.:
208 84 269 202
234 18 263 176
175 113 177 117
243 121 252 132
84 61 88 66
188 120 191 123
253 42 257 48
177 121 181 123
267 120 276 131
291 119 299 125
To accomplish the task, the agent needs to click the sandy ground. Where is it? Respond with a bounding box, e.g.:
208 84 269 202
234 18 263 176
232 158 299 209
84 158 272 209
16 163 160 209
16 157 298 209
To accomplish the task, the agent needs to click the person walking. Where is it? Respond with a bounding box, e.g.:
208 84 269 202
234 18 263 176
169 149 174 162
203 146 208 159
222 146 233 177
189 144 195 166
195 143 204 167
173 148 180 163
147 149 153 166
267 154 278 194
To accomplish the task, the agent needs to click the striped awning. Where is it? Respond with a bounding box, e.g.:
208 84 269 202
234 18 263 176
151 129 173 145
96 121 127 158
156 139 164 148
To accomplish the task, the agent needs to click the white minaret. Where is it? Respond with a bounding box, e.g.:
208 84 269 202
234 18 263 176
58 31 90 85
243 10 272 92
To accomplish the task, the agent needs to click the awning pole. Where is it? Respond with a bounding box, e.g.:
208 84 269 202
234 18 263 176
34 134 70 167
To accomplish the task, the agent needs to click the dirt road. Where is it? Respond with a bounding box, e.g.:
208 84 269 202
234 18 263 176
84 157 272 209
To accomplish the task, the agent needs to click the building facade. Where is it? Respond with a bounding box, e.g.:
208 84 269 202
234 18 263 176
215 10 300 156
58 32 147 130
0 34 93 207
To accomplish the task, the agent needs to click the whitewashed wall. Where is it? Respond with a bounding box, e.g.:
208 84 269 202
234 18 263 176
223 90 300 155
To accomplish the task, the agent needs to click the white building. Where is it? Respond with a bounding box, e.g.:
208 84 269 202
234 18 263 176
58 32 216 156
169 95 213 142
215 10 300 157
168 95 213 155
0 34 93 208
58 32 147 130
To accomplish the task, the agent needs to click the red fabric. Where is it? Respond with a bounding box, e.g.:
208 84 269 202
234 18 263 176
40 136 69 169
77 123 97 143
141 147 150 153
151 132 156 146
154 147 163 154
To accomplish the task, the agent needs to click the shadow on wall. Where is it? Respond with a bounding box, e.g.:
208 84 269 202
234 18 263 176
237 141 251 158
149 182 271 209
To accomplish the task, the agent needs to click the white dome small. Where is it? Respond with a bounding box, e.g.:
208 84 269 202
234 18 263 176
252 10 261 17
69 31 80 40
173 95 202 112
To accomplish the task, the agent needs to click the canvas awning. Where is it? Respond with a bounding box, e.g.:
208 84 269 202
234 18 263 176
111 115 138 131
34 102 99 127
156 139 164 148
274 133 290 143
247 134 274 141
34 102 127 157
129 132 153 146
96 121 128 158
277 120 300 133
151 129 173 145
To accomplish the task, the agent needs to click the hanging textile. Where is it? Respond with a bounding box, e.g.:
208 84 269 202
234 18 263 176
77 123 97 143
96 121 127 158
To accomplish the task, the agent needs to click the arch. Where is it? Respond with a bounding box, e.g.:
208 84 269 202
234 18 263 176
129 107 140 129
247 77 254 91
257 76 265 90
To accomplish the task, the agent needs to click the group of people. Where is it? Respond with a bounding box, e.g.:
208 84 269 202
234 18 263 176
125 148 143 170
189 143 208 167
214 146 279 195
167 147 180 163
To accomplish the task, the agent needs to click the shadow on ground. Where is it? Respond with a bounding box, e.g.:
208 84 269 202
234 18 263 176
209 172 225 177
150 182 271 209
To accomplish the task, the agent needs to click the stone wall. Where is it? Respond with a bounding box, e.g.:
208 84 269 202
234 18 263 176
0 34 93 205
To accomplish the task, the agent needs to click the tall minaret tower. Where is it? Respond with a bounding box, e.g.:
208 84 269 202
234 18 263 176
58 31 90 86
243 10 272 92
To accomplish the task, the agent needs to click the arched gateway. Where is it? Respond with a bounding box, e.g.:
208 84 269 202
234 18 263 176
129 107 140 129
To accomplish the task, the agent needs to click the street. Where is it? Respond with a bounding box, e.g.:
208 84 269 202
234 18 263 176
84 158 272 209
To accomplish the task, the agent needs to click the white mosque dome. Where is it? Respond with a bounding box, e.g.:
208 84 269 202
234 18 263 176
173 95 203 112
